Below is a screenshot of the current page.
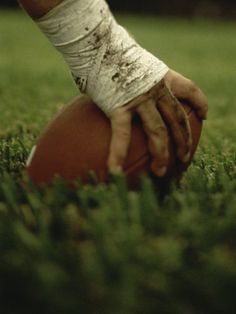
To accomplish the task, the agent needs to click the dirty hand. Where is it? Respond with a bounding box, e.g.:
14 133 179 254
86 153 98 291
108 69 208 176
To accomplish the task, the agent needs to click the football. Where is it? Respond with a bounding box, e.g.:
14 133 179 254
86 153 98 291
26 95 202 188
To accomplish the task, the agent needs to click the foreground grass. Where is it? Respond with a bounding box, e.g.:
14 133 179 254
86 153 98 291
0 9 236 314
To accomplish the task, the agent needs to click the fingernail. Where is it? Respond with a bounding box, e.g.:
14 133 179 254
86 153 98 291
156 166 167 177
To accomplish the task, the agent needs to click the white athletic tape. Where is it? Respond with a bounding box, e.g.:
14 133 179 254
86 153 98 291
37 0 169 115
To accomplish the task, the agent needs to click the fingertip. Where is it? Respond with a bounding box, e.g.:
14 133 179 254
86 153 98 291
182 151 191 163
177 148 191 164
151 155 169 177
197 106 208 120
156 166 167 177
107 154 123 174
151 162 167 177
108 165 123 175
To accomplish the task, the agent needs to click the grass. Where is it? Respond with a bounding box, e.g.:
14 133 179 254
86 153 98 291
0 9 236 314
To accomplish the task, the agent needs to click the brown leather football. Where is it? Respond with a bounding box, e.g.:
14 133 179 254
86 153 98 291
26 95 202 188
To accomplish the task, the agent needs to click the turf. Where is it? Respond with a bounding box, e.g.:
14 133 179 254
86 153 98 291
0 9 236 314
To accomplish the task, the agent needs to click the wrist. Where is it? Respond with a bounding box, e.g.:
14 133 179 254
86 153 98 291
37 0 169 114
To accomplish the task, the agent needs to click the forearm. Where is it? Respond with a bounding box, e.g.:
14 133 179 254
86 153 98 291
35 0 168 114
18 0 65 19
17 0 207 176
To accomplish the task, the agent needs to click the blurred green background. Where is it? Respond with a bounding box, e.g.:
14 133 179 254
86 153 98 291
0 3 236 314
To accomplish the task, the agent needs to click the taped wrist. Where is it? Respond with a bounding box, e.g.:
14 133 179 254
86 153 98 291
37 0 169 115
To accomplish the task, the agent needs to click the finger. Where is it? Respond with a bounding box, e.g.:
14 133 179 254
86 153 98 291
156 90 192 163
165 70 208 119
108 108 132 174
136 99 169 177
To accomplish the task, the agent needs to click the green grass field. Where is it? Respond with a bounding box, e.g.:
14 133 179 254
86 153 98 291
0 9 236 314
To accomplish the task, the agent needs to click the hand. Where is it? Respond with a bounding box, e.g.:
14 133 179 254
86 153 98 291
107 69 208 176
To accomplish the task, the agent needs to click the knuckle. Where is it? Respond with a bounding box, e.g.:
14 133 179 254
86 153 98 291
111 107 127 120
112 116 130 130
188 79 197 90
156 141 169 158
158 125 168 139
118 129 130 140
148 124 167 138
188 80 202 96
187 81 208 114
201 95 209 111
120 112 131 123
115 152 126 165
201 103 208 116
149 128 169 155
189 80 204 99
